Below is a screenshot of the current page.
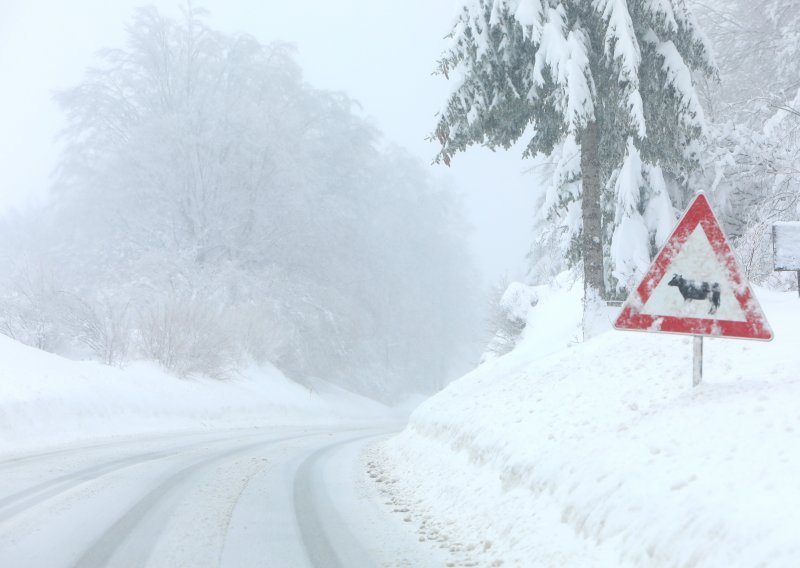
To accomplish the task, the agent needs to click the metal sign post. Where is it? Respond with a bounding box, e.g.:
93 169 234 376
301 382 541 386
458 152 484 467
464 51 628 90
693 336 703 387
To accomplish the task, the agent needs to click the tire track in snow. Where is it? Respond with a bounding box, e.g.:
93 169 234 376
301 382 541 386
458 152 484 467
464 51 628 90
0 430 233 470
0 448 185 523
293 433 381 568
72 432 316 568
1 427 405 567
0 432 268 525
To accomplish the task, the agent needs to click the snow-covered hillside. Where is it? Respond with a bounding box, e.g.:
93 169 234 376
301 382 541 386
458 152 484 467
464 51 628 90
0 336 389 458
378 283 800 566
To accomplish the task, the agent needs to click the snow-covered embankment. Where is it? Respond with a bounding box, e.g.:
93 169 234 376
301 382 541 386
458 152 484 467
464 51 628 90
378 284 800 566
0 336 389 457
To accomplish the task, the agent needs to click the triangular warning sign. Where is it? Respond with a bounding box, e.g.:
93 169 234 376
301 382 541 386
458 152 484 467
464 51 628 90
614 193 773 340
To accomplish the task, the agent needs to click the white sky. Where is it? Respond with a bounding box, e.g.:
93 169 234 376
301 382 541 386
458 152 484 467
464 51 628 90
0 0 538 284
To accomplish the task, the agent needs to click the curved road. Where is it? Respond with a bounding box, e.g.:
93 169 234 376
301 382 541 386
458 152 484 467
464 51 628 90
0 425 436 567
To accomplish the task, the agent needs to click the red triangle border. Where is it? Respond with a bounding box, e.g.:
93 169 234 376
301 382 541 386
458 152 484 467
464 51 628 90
614 193 773 340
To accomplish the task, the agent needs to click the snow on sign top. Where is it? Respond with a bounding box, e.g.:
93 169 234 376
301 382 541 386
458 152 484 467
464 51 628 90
614 193 773 340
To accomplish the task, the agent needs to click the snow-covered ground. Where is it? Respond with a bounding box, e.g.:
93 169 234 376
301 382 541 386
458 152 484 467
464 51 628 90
0 426 440 567
0 332 439 567
377 283 800 566
0 335 389 458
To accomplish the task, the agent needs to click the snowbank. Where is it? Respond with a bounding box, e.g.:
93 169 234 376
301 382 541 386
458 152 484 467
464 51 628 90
0 335 389 457
381 283 800 566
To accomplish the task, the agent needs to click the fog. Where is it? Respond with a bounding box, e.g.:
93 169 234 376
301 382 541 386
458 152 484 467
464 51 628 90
0 1 539 401
0 0 538 282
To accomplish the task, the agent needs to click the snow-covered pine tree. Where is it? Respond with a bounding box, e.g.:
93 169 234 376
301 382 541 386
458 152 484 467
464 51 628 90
433 0 714 319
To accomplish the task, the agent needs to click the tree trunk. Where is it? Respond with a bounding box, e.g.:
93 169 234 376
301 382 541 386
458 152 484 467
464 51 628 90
580 120 606 300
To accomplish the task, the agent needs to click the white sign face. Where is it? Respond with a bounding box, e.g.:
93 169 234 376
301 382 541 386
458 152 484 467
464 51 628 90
641 226 747 322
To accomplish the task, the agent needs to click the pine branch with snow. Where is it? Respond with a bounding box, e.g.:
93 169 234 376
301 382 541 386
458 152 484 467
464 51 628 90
433 0 714 304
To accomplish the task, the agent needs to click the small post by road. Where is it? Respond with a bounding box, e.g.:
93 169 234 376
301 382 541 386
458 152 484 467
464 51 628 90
693 336 703 387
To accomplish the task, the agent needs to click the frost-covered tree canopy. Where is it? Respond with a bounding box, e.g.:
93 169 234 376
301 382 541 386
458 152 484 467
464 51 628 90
434 0 714 295
0 6 480 399
689 0 800 289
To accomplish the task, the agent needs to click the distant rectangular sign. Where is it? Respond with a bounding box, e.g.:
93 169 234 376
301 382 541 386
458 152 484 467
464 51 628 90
773 222 800 271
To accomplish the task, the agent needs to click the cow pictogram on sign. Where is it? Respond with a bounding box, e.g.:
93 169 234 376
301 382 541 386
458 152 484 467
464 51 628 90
614 193 773 341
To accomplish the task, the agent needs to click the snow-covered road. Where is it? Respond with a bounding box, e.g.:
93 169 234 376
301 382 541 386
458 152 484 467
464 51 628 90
0 425 435 568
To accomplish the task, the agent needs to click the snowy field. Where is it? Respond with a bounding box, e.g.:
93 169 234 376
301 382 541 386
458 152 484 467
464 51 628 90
377 284 800 567
0 336 390 458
